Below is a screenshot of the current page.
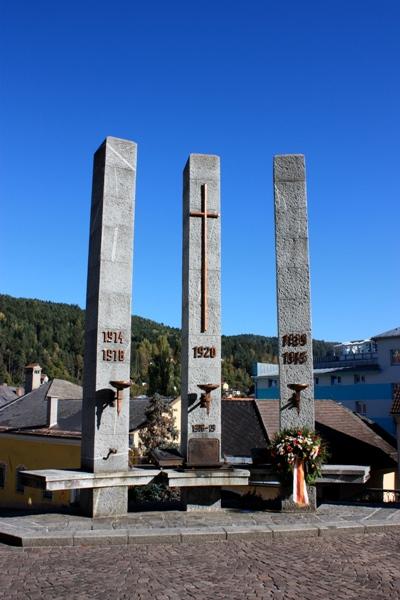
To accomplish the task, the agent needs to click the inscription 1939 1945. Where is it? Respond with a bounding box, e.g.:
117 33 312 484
101 330 125 362
282 333 308 365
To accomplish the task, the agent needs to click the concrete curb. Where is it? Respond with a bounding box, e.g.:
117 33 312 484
1 519 400 548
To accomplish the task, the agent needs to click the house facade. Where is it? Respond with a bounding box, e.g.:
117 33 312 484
253 327 400 435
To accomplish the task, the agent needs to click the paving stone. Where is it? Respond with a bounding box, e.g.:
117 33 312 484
364 520 400 533
20 531 74 547
73 530 128 546
269 523 319 538
128 528 181 545
180 527 227 543
318 521 365 536
223 526 273 541
0 533 399 599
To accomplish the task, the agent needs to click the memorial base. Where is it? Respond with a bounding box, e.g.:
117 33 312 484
80 487 128 518
182 487 221 511
163 468 250 488
281 485 317 512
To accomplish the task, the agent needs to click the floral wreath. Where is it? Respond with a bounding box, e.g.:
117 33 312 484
269 427 328 485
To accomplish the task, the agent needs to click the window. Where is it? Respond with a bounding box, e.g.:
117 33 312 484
331 376 342 385
16 465 26 493
354 374 366 384
268 378 277 388
314 377 319 385
391 350 400 365
0 464 6 488
43 490 53 500
355 401 367 415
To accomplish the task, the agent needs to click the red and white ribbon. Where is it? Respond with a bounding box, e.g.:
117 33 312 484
293 457 309 506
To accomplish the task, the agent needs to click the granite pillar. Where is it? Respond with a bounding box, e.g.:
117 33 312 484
181 154 221 508
274 154 315 510
80 136 137 517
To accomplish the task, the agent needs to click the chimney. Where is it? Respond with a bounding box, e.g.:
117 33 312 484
24 364 42 394
47 395 58 428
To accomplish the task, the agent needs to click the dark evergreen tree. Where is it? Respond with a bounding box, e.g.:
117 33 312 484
138 393 179 457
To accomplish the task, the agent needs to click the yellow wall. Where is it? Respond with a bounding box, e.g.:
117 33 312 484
0 434 80 510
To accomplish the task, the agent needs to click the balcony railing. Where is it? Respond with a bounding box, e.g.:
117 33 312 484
315 352 378 369
350 488 400 504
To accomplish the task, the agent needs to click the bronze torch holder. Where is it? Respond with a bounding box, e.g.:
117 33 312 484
109 380 132 416
287 383 309 414
197 383 220 415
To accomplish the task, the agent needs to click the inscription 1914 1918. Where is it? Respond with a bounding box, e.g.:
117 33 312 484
282 333 308 365
101 330 125 362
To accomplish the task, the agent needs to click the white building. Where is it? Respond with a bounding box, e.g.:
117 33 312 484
253 327 400 435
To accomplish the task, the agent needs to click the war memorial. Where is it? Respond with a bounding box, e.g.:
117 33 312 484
0 136 388 547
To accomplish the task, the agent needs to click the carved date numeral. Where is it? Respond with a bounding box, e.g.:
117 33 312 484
102 349 125 362
282 351 307 365
193 346 216 358
282 333 307 347
192 424 216 433
102 331 124 344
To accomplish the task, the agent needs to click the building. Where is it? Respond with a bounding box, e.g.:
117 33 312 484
253 327 400 435
0 368 180 510
1 375 397 509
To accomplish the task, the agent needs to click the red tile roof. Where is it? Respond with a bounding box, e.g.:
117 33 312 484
255 399 397 460
390 384 400 415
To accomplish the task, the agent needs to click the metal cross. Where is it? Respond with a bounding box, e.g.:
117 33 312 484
190 184 219 332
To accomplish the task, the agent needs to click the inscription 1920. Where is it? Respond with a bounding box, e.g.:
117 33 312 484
281 333 307 365
193 346 216 358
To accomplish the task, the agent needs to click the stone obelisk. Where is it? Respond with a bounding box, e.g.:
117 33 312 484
181 154 221 474
274 154 314 431
80 136 137 518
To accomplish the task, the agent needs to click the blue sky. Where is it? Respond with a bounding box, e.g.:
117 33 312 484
1 1 399 342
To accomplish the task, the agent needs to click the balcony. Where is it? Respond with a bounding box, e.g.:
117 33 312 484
314 352 378 369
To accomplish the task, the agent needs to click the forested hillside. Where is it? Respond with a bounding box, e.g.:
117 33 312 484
0 294 335 394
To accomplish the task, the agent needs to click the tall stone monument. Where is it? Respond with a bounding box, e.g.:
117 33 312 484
80 136 137 517
274 154 315 508
181 154 221 471
274 155 314 430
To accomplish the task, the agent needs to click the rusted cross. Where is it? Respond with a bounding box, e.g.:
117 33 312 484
190 184 219 332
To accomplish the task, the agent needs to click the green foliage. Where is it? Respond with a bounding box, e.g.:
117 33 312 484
221 357 252 393
0 294 84 384
0 294 336 392
129 481 180 504
138 393 179 457
147 335 180 397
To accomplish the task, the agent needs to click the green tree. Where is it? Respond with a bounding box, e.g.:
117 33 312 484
148 335 177 396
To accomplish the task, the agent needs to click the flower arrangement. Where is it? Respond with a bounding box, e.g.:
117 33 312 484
269 427 328 485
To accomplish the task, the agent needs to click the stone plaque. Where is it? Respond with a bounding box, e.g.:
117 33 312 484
187 438 221 467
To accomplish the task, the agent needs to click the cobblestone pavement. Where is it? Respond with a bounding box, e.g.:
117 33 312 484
0 532 400 600
3 503 400 532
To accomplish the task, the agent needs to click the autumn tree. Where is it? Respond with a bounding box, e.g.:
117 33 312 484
138 393 179 458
